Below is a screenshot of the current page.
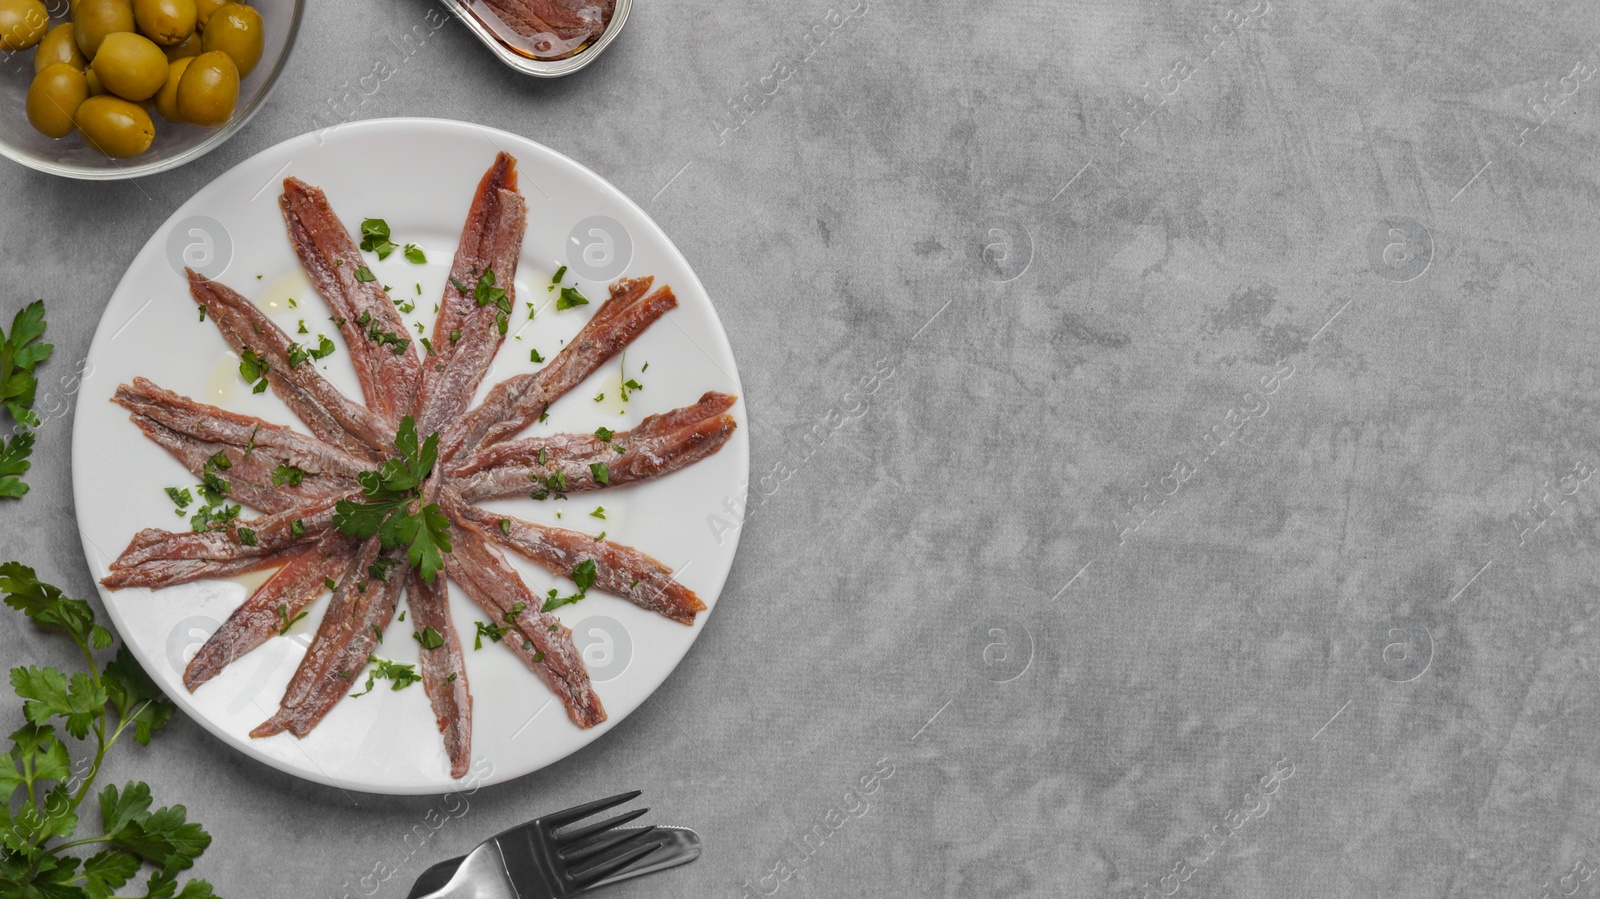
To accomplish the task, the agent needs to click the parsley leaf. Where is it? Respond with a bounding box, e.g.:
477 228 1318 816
275 603 307 635
0 431 35 498
556 286 589 310
271 464 306 487
404 244 426 264
589 462 610 485
540 559 598 612
350 657 421 697
333 417 452 583
359 218 397 260
237 347 270 394
472 621 506 650
474 269 511 314
414 625 443 650
0 300 52 428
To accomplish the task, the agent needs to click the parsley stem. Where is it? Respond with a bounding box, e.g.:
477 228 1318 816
67 635 110 813
42 835 114 856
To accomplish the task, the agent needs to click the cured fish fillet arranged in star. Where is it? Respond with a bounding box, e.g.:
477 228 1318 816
444 277 677 459
280 177 422 422
190 271 394 458
182 535 358 690
451 391 737 502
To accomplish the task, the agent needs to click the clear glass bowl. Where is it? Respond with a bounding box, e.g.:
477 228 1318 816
0 0 303 180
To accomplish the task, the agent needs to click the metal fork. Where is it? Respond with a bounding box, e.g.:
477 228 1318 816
406 791 699 899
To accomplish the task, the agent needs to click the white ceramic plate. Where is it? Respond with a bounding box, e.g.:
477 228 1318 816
71 118 747 794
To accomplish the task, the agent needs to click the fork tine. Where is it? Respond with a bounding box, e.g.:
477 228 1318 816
568 828 663 887
561 819 657 865
556 807 650 852
542 790 642 828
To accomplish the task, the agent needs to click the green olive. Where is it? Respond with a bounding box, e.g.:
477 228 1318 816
26 63 89 138
198 2 260 77
175 48 234 125
0 0 48 51
133 0 194 45
74 0 134 58
193 0 223 25
34 24 87 72
84 67 106 95
75 94 154 157
91 31 168 101
153 55 188 121
162 28 198 59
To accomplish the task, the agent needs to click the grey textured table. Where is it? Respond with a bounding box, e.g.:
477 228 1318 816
4 0 1600 896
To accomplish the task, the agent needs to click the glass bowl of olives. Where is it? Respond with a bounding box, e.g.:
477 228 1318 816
0 0 300 179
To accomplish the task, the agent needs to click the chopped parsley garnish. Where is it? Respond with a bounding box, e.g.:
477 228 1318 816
529 468 568 501
236 527 257 547
593 392 604 403
420 337 436 356
272 464 307 487
187 453 239 532
368 556 398 584
359 218 397 260
473 620 507 650
530 348 544 363
618 352 642 401
165 486 192 512
275 603 307 635
332 416 452 584
288 296 299 308
354 266 376 283
198 304 207 321
449 329 461 342
474 268 511 314
324 576 338 591
238 347 270 394
404 244 426 264
541 559 597 612
589 462 610 484
414 625 444 650
350 657 421 697
290 519 306 538
556 286 589 310
532 650 546 663
284 334 337 366
550 265 567 288
501 601 527 624
591 506 606 519
594 426 615 441
297 319 308 334
499 518 511 535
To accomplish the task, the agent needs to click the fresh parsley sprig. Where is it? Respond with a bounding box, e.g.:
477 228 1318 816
0 301 53 498
0 561 217 898
332 417 452 584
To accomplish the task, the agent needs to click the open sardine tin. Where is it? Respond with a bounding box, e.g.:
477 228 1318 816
444 0 633 78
